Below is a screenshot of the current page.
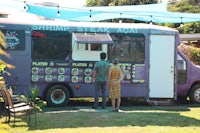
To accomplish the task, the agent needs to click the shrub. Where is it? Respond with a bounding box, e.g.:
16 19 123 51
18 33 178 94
178 43 200 65
21 85 47 112
191 47 200 65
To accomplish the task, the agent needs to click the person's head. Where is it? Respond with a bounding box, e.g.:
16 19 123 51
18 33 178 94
112 58 119 65
100 52 106 60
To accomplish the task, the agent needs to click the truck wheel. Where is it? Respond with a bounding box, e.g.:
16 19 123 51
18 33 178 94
189 84 200 104
46 85 70 107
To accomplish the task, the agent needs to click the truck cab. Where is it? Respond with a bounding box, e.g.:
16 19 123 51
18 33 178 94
177 36 200 103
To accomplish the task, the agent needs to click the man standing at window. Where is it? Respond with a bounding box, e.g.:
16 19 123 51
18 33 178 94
91 52 110 109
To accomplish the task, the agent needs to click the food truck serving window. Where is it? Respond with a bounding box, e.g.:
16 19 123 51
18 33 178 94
72 32 111 61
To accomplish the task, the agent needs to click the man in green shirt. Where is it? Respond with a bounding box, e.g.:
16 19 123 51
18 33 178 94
91 52 110 109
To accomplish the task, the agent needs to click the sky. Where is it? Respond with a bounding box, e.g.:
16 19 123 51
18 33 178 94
2 0 86 8
0 0 86 19
0 0 168 20
27 0 86 7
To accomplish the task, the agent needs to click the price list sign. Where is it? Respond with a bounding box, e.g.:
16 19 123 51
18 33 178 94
132 64 145 83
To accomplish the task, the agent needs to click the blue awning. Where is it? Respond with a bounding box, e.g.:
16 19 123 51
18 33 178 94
26 3 200 23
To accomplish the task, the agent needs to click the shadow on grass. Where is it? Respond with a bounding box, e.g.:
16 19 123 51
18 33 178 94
0 115 35 128
66 97 198 112
67 97 148 106
27 110 200 130
24 98 200 130
4 98 196 130
1 97 200 130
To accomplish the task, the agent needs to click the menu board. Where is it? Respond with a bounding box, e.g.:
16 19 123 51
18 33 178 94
134 64 145 80
132 64 145 84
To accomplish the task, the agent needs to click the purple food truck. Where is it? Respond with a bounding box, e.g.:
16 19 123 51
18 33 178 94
0 18 200 106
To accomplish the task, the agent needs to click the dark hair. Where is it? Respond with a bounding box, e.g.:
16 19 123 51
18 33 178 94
100 52 106 60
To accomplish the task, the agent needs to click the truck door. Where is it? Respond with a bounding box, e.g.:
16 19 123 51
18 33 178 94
149 35 175 98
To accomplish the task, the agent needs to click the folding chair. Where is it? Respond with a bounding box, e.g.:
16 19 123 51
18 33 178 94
0 89 36 126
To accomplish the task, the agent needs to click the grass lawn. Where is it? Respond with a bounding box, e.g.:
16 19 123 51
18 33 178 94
0 98 200 133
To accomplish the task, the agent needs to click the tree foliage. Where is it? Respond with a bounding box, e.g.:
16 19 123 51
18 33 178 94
86 0 157 23
169 2 200 13
86 0 158 6
168 1 200 33
0 31 15 81
179 43 200 65
180 0 200 6
86 0 200 33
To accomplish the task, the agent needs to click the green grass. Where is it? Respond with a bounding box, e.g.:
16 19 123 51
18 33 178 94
0 99 200 133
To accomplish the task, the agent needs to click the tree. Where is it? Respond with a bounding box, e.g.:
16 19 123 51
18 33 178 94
86 0 158 23
169 2 200 13
168 1 200 33
86 0 158 6
85 0 200 33
0 31 15 87
180 0 200 6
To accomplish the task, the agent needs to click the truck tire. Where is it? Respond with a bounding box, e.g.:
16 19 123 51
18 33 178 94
189 84 200 104
46 84 70 107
